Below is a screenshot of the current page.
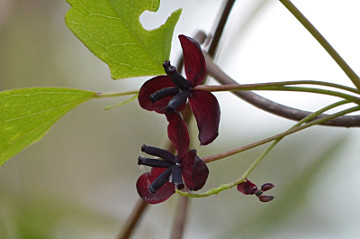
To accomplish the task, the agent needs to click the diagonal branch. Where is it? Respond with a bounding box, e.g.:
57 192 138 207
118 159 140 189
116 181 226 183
202 0 360 127
170 195 191 239
168 0 238 227
279 0 360 90
207 0 236 57
204 52 360 127
116 199 148 239
170 1 238 237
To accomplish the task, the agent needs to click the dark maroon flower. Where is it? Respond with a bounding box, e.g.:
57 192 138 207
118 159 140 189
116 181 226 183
237 179 258 195
136 113 209 204
138 35 220 145
237 179 274 202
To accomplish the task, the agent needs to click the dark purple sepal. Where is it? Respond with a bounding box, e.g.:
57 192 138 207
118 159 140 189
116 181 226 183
138 75 177 113
261 183 275 191
258 195 274 202
136 167 175 204
189 90 220 145
237 179 258 195
181 150 209 191
166 113 190 158
178 35 206 87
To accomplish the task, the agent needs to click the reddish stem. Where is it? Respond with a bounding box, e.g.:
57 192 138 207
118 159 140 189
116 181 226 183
170 196 191 239
116 199 148 239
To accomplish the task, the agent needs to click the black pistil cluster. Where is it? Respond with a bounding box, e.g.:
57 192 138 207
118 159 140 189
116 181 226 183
138 144 184 193
150 61 192 113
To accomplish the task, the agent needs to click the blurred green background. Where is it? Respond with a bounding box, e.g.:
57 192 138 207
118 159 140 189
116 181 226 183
1 0 360 238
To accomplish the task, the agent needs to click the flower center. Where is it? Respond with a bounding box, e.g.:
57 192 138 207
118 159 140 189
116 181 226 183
149 61 193 114
150 87 179 103
139 145 184 193
163 61 191 91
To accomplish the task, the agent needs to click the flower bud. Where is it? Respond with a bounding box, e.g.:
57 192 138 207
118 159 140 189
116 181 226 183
237 179 258 195
261 183 275 192
258 195 274 202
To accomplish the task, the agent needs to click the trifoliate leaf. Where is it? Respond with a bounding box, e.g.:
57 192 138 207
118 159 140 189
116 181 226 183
65 0 182 79
0 88 95 165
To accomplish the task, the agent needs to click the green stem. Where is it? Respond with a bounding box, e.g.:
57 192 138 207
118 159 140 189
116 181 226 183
238 99 350 179
178 100 356 198
95 90 138 98
195 80 360 95
204 52 360 127
262 86 359 104
279 0 360 90
94 79 360 102
203 104 359 164
94 81 360 105
195 83 360 104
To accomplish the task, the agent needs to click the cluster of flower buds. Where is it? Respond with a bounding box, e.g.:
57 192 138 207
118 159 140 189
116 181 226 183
237 179 275 202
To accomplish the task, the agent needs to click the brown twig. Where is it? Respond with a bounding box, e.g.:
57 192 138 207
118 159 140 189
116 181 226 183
279 0 360 90
202 105 360 163
116 199 148 239
170 1 237 237
207 0 236 57
204 52 360 127
170 196 191 239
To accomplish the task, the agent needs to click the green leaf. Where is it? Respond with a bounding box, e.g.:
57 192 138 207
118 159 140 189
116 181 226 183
65 0 182 79
0 88 95 165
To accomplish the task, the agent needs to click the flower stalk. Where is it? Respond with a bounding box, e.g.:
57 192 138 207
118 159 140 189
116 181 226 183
195 84 360 104
195 80 360 95
178 101 358 198
203 102 358 163
204 52 360 127
95 81 360 105
279 0 360 90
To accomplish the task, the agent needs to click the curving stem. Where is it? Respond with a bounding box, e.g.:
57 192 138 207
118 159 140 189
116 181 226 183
279 0 360 89
204 52 360 127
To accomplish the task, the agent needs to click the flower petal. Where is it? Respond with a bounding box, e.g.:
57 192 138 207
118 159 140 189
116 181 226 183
181 150 209 191
237 179 258 195
261 183 275 192
136 167 175 204
166 113 189 158
178 35 206 87
189 90 220 145
138 75 176 113
258 195 274 202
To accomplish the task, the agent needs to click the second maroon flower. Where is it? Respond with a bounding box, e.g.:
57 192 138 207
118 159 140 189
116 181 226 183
136 113 209 204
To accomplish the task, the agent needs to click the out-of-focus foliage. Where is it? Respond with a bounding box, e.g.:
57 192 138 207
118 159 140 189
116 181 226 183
0 195 120 239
